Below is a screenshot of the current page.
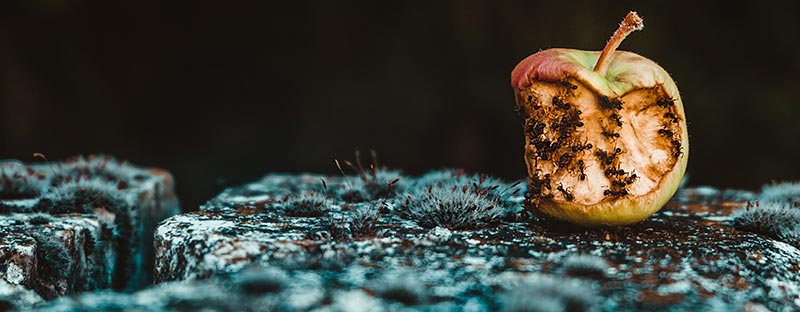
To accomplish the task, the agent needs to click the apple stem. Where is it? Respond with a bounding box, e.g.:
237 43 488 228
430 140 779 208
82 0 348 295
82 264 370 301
593 11 644 76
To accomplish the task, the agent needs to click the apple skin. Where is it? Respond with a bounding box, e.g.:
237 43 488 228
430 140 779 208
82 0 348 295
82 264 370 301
512 48 689 227
513 49 682 100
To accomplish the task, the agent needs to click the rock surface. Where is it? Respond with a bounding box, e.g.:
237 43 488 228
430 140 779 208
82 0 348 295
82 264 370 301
18 169 800 311
0 156 179 309
136 171 800 311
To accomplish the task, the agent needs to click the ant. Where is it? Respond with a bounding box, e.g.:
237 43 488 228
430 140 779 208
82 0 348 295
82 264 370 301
534 140 560 161
599 96 623 110
556 127 573 141
602 130 620 139
560 80 578 90
562 109 582 125
595 150 612 165
609 113 623 127
571 142 593 153
528 172 553 198
657 128 674 137
611 180 627 188
603 189 629 197
604 167 626 176
577 160 587 181
557 184 574 201
543 173 552 190
557 152 574 168
526 95 541 110
578 159 586 181
624 173 638 185
595 148 622 165
664 112 679 123
553 96 571 110
657 98 675 108
672 140 683 157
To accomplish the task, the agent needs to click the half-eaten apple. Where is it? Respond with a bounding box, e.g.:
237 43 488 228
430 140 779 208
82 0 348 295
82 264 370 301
511 12 688 227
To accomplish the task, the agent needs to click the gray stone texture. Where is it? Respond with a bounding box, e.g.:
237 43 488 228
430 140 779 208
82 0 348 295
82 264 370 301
146 172 800 311
0 156 179 309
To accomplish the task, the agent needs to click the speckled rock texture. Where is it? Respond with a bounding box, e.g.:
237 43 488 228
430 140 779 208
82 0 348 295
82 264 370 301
0 156 179 309
145 171 800 311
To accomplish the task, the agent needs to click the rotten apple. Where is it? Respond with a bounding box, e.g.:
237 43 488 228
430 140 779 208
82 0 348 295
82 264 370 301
511 12 688 226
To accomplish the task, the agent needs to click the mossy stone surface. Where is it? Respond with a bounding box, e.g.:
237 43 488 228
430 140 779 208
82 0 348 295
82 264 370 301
149 173 799 311
0 156 180 309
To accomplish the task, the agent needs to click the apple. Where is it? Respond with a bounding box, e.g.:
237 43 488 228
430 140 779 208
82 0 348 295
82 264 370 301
511 12 688 227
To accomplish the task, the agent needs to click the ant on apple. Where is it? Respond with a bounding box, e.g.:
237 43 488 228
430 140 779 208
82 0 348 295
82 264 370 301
624 173 638 185
543 173 552 190
664 112 679 123
602 130 620 139
571 142 593 153
657 128 674 137
595 150 613 165
568 110 584 127
595 148 622 165
657 98 675 108
552 96 571 110
599 96 623 110
672 139 683 157
526 95 541 110
611 180 627 188
604 167 626 176
560 80 578 90
609 113 623 127
603 188 629 197
557 152 574 168
528 172 554 198
557 184 575 201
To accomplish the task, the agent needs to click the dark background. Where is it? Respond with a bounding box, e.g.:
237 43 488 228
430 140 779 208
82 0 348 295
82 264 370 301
1 1 798 211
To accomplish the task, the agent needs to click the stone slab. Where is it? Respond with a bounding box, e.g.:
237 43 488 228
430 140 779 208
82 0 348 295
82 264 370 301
0 156 179 307
151 171 800 311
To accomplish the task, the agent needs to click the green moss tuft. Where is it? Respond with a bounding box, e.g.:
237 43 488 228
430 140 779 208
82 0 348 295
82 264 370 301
282 192 329 217
500 274 599 312
397 182 503 230
0 161 47 200
731 201 800 247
